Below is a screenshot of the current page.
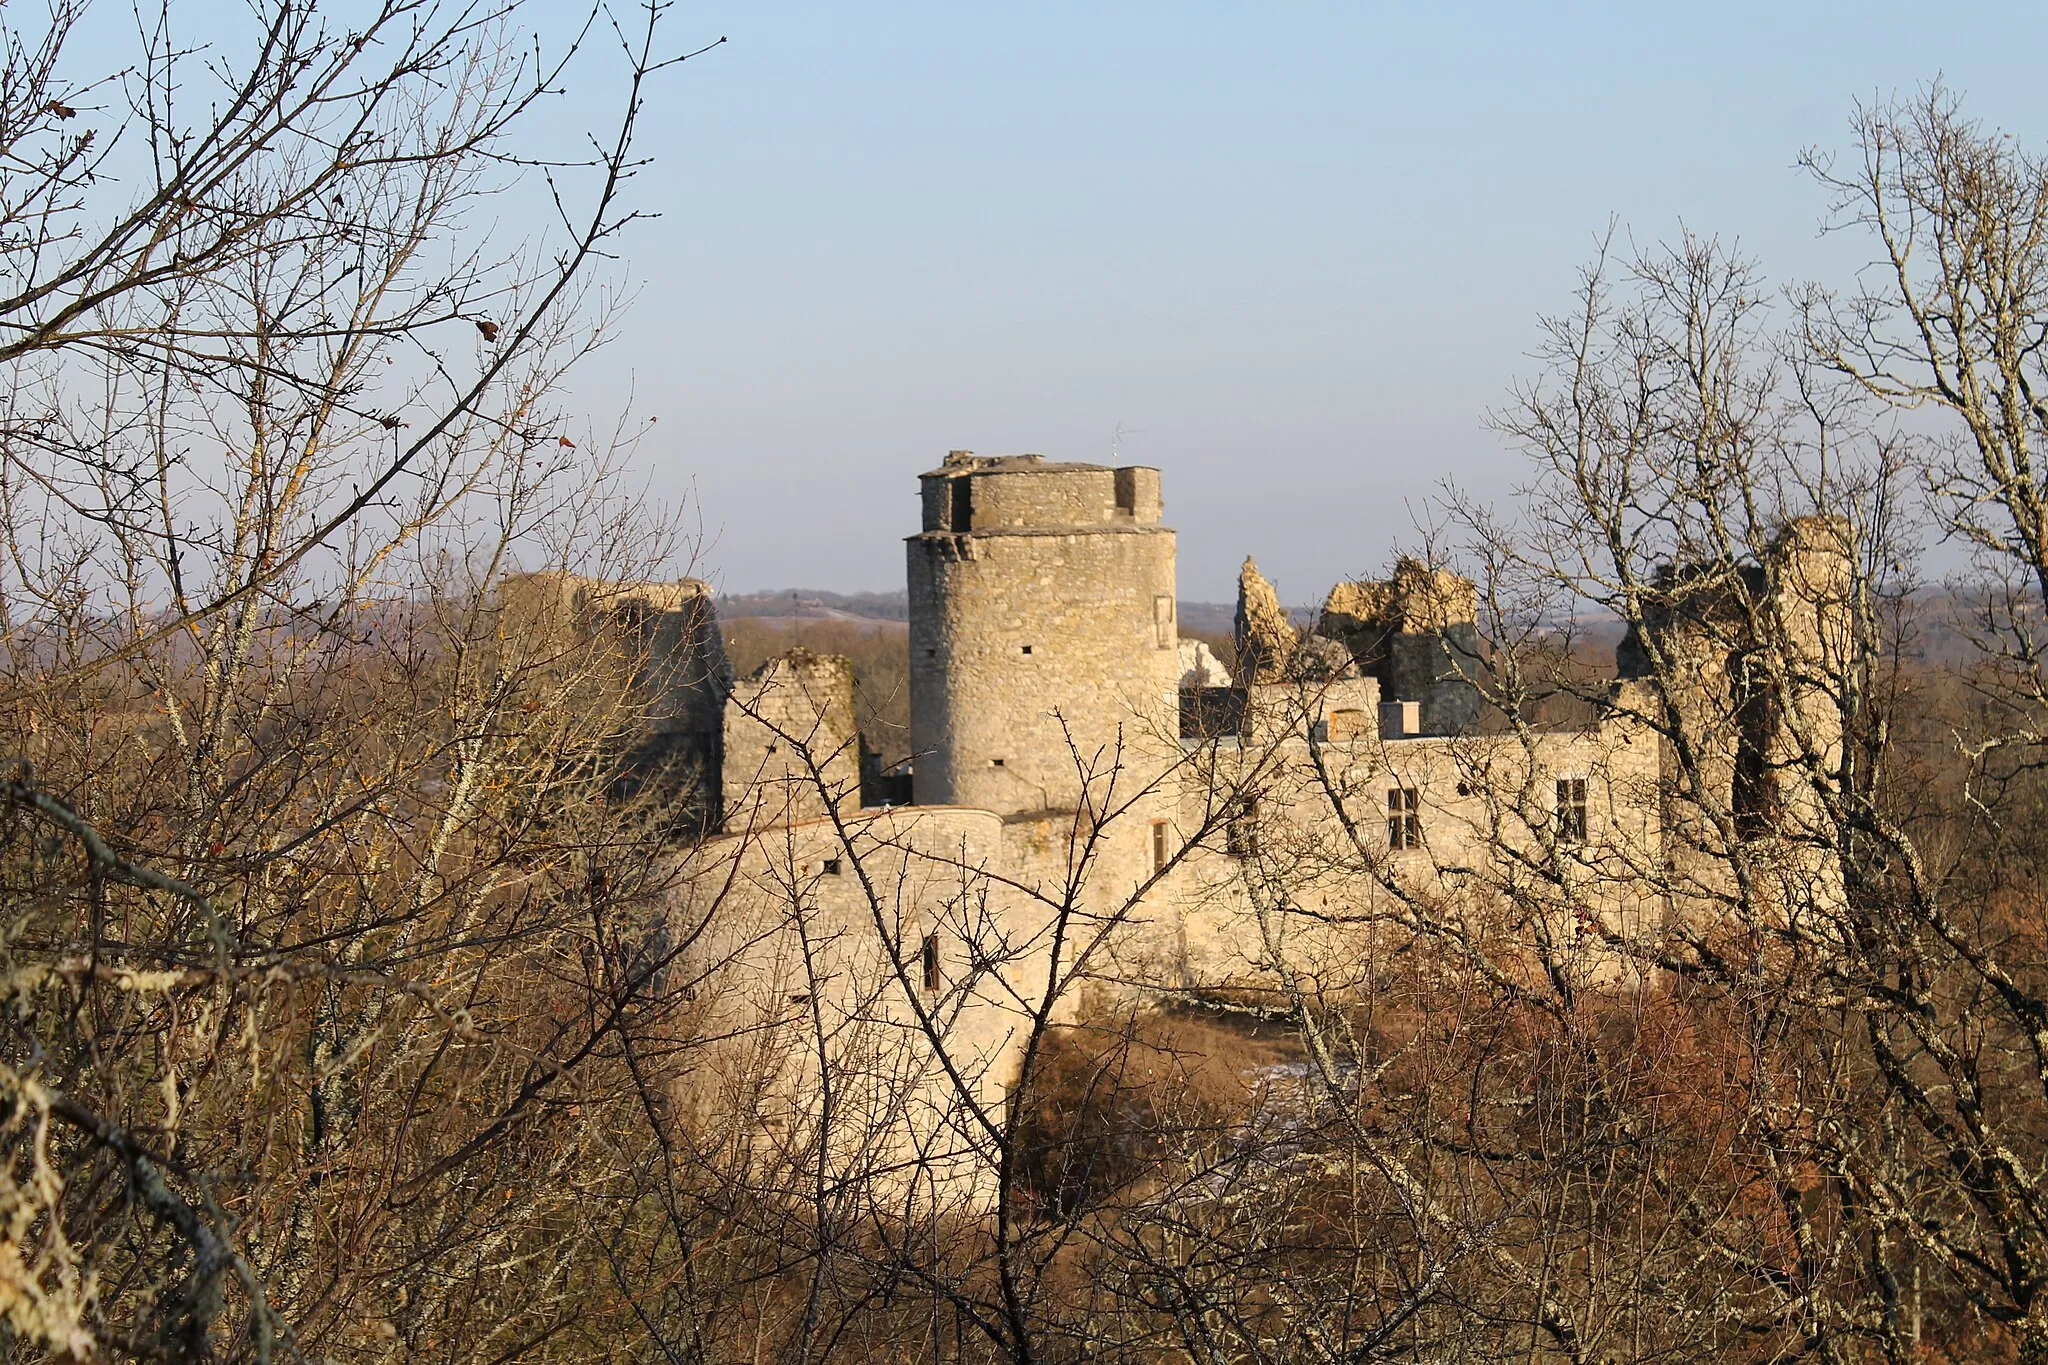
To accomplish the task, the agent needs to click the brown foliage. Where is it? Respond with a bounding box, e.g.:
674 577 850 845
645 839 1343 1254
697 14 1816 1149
1011 1006 1299 1216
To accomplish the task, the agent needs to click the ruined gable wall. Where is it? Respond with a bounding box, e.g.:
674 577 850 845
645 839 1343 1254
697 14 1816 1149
1617 517 1853 921
722 650 862 832
1770 516 1854 816
1233 558 1298 685
1319 559 1483 735
497 571 731 829
1322 561 1478 636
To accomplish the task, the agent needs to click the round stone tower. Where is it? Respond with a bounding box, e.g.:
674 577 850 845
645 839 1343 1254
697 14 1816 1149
906 452 1180 816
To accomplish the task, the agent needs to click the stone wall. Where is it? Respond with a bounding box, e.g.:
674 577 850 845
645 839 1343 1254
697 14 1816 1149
672 805 1027 1209
1162 680 1664 995
722 650 861 832
672 796 1169 1208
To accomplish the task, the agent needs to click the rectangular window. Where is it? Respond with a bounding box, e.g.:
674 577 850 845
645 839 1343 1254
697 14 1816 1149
921 932 941 994
1556 777 1588 844
823 858 843 876
1151 820 1171 875
1154 595 1175 649
950 477 972 531
1387 786 1421 850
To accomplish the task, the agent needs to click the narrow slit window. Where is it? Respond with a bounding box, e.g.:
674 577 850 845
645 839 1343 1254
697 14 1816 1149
1730 650 1782 837
1227 800 1260 858
1556 777 1588 844
1154 595 1175 649
921 932 941 994
1151 820 1171 875
1387 786 1421 850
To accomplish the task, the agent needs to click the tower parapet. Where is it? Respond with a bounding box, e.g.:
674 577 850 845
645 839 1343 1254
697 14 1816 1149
907 453 1179 815
919 451 1164 533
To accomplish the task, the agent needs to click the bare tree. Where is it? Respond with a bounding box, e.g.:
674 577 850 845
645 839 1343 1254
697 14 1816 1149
22 37 2048 1365
0 1 744 1360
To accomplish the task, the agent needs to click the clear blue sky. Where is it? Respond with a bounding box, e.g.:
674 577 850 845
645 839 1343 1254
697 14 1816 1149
574 2 2048 602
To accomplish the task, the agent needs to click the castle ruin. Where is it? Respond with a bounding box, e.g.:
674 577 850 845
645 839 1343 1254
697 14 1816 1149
541 453 1851 1208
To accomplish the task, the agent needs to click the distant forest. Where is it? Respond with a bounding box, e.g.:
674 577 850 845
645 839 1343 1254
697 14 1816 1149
718 588 1243 636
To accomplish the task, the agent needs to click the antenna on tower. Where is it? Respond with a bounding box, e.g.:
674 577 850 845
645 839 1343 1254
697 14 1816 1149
1110 422 1147 460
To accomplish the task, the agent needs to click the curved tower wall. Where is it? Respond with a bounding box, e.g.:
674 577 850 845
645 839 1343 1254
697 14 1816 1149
907 454 1179 816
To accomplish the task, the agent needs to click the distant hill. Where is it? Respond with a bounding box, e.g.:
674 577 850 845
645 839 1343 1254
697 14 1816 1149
719 590 1256 635
717 589 908 622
